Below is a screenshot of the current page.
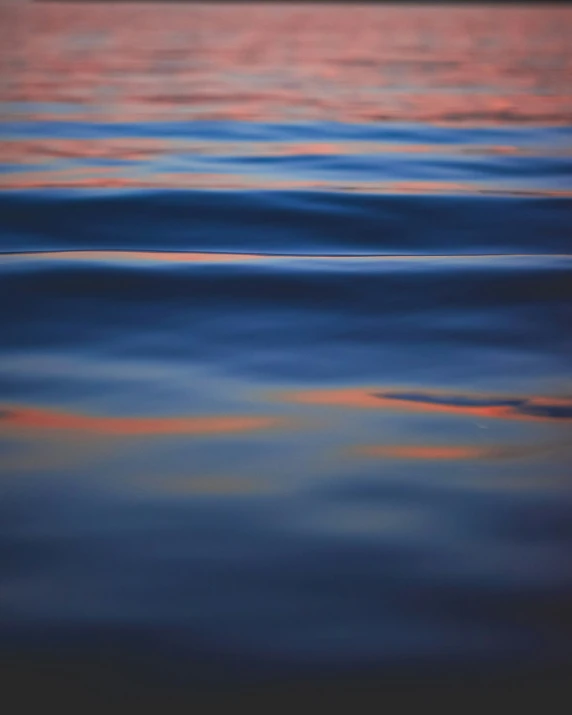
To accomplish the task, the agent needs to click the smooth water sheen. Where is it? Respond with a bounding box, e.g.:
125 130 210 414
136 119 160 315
1 2 571 702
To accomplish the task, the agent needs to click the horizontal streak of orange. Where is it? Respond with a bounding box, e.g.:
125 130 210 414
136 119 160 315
353 444 540 461
5 138 552 165
277 387 572 422
3 172 570 197
0 404 286 436
25 250 265 265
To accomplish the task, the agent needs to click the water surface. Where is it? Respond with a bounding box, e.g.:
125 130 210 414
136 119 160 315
1 2 571 703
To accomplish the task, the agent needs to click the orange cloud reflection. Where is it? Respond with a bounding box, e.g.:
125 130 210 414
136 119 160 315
2 4 571 125
278 387 572 422
0 404 286 437
352 444 545 461
3 138 565 174
18 250 265 265
4 171 569 197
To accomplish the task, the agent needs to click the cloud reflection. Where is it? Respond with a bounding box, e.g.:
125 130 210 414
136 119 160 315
279 387 572 422
3 4 571 125
0 404 287 437
6 250 266 265
3 171 570 196
352 444 549 461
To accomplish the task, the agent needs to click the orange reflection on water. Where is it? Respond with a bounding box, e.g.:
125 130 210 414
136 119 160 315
353 444 544 461
4 169 569 197
0 169 325 191
2 3 571 125
4 137 563 171
19 250 266 265
0 404 286 437
0 137 173 165
278 387 572 422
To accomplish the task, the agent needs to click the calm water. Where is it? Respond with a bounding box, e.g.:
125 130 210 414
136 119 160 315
1 2 572 703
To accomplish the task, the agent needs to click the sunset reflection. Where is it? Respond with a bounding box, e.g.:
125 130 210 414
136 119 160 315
3 171 569 196
2 4 571 125
0 404 287 436
1 1 572 698
279 387 572 422
3 3 570 192
6 250 267 265
3 137 570 168
352 444 549 461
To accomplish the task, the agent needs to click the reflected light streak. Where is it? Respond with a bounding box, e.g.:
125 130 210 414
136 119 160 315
3 171 570 197
352 444 549 461
0 404 287 436
11 250 267 265
3 138 569 169
278 387 572 422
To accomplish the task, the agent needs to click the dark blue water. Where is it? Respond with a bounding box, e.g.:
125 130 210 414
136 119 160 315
1 3 571 704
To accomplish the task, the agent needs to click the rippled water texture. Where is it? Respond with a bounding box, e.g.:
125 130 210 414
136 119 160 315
1 2 572 704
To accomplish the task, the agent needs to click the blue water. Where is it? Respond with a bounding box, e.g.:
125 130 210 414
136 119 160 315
1 2 572 704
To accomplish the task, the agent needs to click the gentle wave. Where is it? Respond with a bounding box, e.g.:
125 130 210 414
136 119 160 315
1 189 571 255
2 122 572 195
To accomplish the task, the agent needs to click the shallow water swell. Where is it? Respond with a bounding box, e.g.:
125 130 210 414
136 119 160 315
1 2 571 703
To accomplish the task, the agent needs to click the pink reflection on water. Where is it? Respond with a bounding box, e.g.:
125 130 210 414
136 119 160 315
2 169 570 196
2 3 571 125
